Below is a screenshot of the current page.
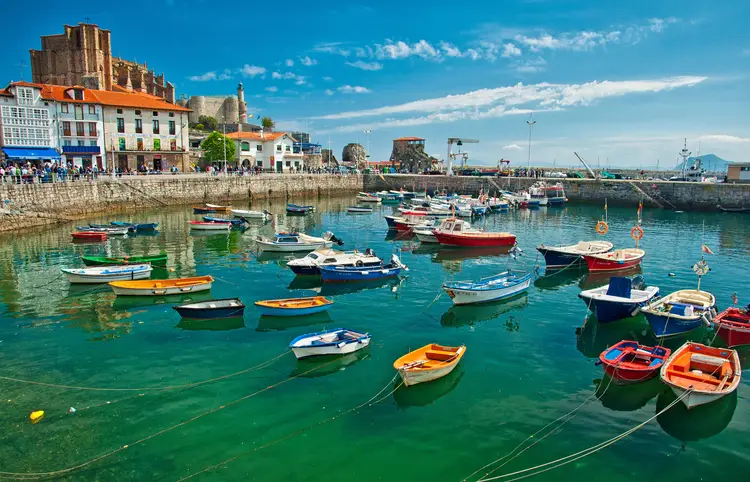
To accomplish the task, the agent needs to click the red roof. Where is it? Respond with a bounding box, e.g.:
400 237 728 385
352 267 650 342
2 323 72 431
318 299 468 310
226 131 295 142
394 136 425 141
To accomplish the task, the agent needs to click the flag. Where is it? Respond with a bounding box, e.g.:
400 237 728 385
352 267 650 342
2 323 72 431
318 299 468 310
701 244 714 255
637 200 643 217
604 200 607 211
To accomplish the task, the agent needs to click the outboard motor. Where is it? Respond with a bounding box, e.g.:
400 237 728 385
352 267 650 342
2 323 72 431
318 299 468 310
364 248 375 257
631 275 646 291
328 233 344 246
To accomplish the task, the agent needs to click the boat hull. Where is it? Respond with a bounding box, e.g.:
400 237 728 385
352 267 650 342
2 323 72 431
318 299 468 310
537 248 586 269
257 240 332 252
603 364 660 384
320 266 402 282
63 266 152 284
584 253 643 272
256 303 331 317
443 277 531 305
588 299 642 323
189 222 231 231
715 323 750 347
434 231 516 247
644 311 706 337
173 300 245 319
81 254 168 267
110 282 211 296
414 230 438 243
398 362 458 387
292 338 370 359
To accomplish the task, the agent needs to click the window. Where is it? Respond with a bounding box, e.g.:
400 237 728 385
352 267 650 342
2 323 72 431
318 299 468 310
117 118 125 133
61 104 69 113
74 105 83 120
90 140 97 146
169 120 175 135
135 118 142 134
117 108 123 114
88 122 97 136
285 145 291 152
63 140 72 146
170 139 177 151
88 105 96 115
256 144 263 152
169 112 174 117
240 142 250 151
17 88 33 106
136 138 143 150
118 138 126 150
153 138 161 150
73 89 83 100
135 110 141 116
256 160 262 167
285 161 291 167
152 120 159 134
76 122 85 136
741 167 750 172
153 111 159 116
276 144 282 152
78 140 85 146
62 121 71 136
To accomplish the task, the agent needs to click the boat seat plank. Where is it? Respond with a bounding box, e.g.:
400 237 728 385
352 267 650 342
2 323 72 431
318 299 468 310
426 350 458 362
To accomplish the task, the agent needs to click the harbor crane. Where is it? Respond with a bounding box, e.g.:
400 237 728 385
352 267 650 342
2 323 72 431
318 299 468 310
446 137 479 176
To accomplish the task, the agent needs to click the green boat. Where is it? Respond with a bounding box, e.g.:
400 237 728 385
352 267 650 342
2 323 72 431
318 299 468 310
81 253 168 267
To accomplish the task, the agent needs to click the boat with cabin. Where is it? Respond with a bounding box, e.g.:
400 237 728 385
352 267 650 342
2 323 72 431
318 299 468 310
433 218 516 247
319 254 407 282
256 231 342 252
442 271 532 305
61 264 153 284
289 328 371 359
545 183 566 205
287 247 382 276
109 275 214 296
537 240 614 269
582 248 645 272
598 341 671 384
394 344 466 387
578 276 660 323
254 296 333 317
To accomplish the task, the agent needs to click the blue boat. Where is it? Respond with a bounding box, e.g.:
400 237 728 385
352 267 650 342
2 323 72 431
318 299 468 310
202 216 245 226
173 298 245 319
287 203 315 214
578 276 660 323
442 271 532 305
537 241 614 269
641 289 717 337
110 221 159 231
471 205 490 216
193 206 216 214
385 215 402 230
319 254 407 283
289 328 371 359
255 296 333 317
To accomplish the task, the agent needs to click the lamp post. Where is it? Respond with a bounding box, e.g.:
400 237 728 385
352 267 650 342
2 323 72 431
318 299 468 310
363 130 371 170
526 115 536 171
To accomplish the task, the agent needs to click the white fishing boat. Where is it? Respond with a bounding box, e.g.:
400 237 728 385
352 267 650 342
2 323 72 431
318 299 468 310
61 264 153 284
412 219 444 243
188 221 232 231
289 328 371 359
442 271 532 305
231 209 269 220
578 276 660 323
356 192 382 203
287 247 382 275
76 226 130 235
537 240 614 268
256 232 342 253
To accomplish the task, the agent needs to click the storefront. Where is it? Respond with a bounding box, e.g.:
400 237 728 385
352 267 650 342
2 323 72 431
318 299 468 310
1 147 61 165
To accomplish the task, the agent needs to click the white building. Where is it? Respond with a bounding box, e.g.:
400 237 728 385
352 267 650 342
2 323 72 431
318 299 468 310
226 131 302 172
0 82 60 163
51 85 106 169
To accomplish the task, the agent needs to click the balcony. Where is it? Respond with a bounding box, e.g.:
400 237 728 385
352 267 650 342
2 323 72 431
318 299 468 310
62 145 101 155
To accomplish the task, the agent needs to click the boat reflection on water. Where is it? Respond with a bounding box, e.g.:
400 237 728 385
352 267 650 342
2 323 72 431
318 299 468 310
594 375 662 411
394 369 464 409
289 350 370 379
176 316 246 332
289 276 402 297
111 290 214 311
533 268 585 291
639 326 714 353
441 294 528 328
433 246 512 262
384 230 415 242
579 266 643 290
255 311 333 332
575 315 648 359
287 277 323 292
656 389 738 442
255 251 302 267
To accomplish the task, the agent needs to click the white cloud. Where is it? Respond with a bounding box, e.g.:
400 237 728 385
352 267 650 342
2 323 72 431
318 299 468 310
313 76 706 123
299 56 317 66
374 40 441 60
218 69 233 80
697 134 750 144
440 42 463 57
239 65 266 78
346 60 383 71
514 57 547 73
324 89 335 96
265 86 278 93
272 71 306 84
188 71 217 82
285 59 294 67
295 77 307 86
323 76 333 81
501 43 522 57
338 85 371 94
503 144 523 150
312 42 351 57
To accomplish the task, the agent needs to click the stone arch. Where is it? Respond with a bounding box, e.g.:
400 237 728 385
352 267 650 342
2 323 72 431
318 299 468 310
242 159 251 167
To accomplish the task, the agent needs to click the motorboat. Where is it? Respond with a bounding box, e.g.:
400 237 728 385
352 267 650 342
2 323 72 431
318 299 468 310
394 344 466 387
642 289 717 337
287 247 382 276
582 248 645 272
289 328 370 359
578 276 660 323
256 231 342 252
433 218 516 247
537 240 613 269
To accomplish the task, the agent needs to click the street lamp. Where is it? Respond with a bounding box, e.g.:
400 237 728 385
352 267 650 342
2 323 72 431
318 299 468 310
363 130 371 168
526 114 536 171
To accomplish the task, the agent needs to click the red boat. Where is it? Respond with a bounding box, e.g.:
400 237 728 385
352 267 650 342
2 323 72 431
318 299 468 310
598 340 671 384
71 231 107 241
583 248 644 272
713 307 750 347
433 218 516 247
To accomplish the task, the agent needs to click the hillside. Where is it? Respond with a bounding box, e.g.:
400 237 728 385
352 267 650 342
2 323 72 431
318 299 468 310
673 153 730 172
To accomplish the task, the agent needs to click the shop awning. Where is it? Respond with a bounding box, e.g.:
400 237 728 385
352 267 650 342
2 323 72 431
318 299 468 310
2 147 61 160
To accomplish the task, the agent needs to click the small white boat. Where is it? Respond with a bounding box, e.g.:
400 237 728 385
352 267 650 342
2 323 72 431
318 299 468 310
356 192 382 203
289 328 371 359
256 232 342 253
61 264 153 284
231 209 269 220
76 226 130 236
578 276 660 323
347 206 373 213
412 219 443 243
442 271 532 305
642 289 717 337
287 247 382 275
188 221 231 231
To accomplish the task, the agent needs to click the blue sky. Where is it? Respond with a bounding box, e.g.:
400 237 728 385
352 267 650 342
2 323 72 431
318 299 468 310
4 0 749 167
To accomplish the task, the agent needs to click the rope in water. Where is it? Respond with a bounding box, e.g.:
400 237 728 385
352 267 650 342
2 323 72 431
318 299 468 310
0 349 291 391
0 356 340 480
178 373 404 480
476 389 693 482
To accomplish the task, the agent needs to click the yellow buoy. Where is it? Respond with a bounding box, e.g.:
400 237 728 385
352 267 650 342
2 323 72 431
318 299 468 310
30 410 44 424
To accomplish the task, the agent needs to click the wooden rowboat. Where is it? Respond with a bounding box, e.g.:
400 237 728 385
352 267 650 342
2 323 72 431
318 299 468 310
393 344 466 387
660 342 741 409
713 307 750 347
289 328 371 359
109 275 213 296
71 232 107 241
598 340 671 384
254 296 333 317
205 203 232 213
189 221 231 231
62 264 152 284
81 253 167 267
173 298 245 319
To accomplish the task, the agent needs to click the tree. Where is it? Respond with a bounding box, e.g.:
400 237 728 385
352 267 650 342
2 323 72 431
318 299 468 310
261 116 275 130
195 123 204 130
201 131 235 164
198 115 218 131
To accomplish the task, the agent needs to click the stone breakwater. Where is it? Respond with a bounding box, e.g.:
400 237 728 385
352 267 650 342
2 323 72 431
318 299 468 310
0 174 363 233
364 174 750 210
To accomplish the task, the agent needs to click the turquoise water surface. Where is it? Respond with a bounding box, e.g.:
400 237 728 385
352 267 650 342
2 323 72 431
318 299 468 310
0 198 748 481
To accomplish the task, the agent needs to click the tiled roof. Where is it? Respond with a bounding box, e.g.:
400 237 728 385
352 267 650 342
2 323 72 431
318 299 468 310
394 136 425 141
226 131 296 142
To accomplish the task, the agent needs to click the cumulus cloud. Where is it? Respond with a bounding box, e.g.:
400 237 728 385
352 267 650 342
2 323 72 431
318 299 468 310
338 85 371 94
188 71 217 82
346 60 383 71
501 43 522 57
285 59 294 67
503 144 523 150
239 65 266 78
299 56 317 66
324 89 335 96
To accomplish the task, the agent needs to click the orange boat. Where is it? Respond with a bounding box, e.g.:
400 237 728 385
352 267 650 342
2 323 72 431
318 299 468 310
660 342 741 409
108 276 213 296
393 344 466 386
254 296 333 317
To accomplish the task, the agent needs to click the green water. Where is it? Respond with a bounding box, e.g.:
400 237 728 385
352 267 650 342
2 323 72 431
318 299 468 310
1 199 749 481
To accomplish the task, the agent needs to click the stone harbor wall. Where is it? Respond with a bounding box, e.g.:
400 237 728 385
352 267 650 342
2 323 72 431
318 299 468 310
0 174 363 232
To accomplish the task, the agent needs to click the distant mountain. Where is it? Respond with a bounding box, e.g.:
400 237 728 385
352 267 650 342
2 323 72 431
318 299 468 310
673 153 731 172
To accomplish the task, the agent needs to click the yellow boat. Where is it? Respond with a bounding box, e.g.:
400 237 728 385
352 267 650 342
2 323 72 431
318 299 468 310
205 204 233 213
254 296 333 317
393 344 466 386
109 276 213 296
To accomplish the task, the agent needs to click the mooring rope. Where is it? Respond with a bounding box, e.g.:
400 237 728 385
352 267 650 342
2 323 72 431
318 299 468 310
178 373 404 480
0 356 340 480
0 350 291 392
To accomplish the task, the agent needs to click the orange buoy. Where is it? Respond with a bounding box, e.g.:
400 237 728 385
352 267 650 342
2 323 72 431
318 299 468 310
595 220 609 235
631 225 644 241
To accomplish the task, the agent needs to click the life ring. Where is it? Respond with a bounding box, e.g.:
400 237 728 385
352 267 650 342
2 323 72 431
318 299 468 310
630 225 644 241
595 220 609 235
355 260 364 267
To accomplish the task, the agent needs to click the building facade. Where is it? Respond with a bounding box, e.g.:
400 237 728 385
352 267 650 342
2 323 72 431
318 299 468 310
0 82 60 163
226 131 302 171
727 162 750 183
52 86 105 168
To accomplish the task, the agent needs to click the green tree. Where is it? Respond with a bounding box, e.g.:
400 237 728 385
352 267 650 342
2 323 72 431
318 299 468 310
201 131 235 164
195 123 204 130
261 116 275 130
198 115 218 131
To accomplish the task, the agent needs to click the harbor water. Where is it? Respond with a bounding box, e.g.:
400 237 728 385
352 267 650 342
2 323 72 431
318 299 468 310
0 198 748 480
